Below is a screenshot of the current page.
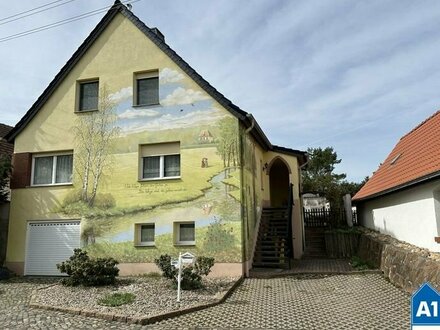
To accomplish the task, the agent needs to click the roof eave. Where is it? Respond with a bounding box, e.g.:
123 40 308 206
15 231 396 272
353 170 440 203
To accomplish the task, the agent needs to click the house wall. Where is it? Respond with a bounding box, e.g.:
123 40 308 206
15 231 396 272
0 202 9 266
6 12 243 276
357 180 440 252
240 131 303 275
264 151 303 259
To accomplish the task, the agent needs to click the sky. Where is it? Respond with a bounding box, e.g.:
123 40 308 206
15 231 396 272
1 0 440 182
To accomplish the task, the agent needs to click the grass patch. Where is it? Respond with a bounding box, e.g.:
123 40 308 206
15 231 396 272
140 272 162 279
350 256 375 270
98 292 135 307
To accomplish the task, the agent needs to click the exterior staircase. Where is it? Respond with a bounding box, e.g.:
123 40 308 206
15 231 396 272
303 227 327 258
252 207 291 269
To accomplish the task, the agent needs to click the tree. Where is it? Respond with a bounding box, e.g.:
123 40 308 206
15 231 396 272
0 155 11 202
73 86 119 207
302 147 366 207
216 117 239 167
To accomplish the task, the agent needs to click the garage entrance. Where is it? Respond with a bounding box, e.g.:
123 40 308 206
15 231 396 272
25 221 80 276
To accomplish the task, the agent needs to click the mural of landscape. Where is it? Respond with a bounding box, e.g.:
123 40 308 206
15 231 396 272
60 67 243 263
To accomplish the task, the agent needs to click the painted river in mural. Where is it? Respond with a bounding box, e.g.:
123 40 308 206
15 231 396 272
95 168 240 243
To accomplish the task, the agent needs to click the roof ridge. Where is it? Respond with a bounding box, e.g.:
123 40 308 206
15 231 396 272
399 110 440 141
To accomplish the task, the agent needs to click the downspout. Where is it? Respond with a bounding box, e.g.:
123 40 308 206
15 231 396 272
245 113 255 134
299 157 309 254
244 113 255 277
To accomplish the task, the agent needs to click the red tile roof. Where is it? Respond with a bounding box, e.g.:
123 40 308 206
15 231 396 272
353 110 440 201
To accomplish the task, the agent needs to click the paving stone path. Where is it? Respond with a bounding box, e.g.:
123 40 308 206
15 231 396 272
0 274 410 329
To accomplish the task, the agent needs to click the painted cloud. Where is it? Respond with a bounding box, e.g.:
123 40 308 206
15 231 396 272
159 67 184 84
161 87 209 106
109 87 133 103
118 108 160 120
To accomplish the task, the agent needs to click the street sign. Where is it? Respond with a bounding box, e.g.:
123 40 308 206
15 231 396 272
412 282 440 329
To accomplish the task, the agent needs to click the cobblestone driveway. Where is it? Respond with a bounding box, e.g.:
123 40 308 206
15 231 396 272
1 274 410 329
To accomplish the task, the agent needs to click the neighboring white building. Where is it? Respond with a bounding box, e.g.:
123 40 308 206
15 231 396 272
353 111 440 253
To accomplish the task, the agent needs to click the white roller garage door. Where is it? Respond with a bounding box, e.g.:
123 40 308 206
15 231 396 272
25 221 80 276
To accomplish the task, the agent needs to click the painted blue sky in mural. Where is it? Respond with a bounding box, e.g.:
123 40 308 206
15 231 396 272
2 1 440 181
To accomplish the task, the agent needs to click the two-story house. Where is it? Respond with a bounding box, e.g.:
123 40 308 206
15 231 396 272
5 1 307 277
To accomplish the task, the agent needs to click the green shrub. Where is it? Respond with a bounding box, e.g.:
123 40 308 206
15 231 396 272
98 292 135 307
57 249 119 286
350 256 375 270
203 217 236 252
154 254 215 290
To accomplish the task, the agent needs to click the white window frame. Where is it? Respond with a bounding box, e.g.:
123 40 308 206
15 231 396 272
134 223 155 246
31 152 73 187
174 221 195 246
140 153 181 181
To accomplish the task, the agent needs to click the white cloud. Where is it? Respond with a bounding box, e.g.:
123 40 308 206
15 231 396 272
109 87 133 103
161 87 209 106
160 67 184 84
118 108 159 119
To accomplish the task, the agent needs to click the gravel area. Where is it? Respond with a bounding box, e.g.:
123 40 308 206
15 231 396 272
34 276 239 318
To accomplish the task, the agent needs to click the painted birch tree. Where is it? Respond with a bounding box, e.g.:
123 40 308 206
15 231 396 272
73 86 119 207
216 117 239 167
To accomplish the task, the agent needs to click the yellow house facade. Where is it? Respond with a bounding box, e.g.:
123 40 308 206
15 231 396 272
5 1 307 277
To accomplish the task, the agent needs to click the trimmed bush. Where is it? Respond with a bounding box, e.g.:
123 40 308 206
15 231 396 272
57 249 119 286
154 254 214 290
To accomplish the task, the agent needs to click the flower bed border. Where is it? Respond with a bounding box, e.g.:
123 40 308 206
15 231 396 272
29 277 244 325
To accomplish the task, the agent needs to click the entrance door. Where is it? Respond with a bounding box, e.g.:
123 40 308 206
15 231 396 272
269 158 290 207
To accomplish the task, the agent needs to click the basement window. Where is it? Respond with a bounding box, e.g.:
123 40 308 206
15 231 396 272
174 222 195 245
135 223 155 246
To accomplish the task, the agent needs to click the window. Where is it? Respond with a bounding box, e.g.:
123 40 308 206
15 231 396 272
135 223 155 246
134 71 159 106
174 222 195 245
78 80 98 111
139 142 180 180
32 153 73 186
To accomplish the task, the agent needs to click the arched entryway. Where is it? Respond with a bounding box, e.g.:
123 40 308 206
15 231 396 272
269 158 290 207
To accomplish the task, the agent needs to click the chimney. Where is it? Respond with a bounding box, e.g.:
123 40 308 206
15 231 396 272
151 28 165 42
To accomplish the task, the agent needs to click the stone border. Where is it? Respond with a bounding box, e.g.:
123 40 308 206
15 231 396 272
29 277 244 325
250 269 382 279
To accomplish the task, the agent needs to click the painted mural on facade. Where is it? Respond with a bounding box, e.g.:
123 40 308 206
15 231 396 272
60 67 242 263
240 129 263 261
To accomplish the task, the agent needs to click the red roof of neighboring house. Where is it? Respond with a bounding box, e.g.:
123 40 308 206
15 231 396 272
353 110 440 201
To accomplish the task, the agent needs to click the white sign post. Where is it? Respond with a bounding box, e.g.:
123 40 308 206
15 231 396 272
171 252 195 303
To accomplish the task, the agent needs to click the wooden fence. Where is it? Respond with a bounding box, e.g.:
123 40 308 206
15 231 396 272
303 207 357 228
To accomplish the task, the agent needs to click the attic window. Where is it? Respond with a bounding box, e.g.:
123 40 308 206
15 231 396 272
390 153 401 165
78 80 99 111
134 71 159 106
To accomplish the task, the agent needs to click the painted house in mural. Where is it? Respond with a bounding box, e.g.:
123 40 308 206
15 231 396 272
353 110 440 253
4 1 307 277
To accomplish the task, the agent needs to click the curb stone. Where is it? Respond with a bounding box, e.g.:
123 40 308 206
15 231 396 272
29 276 244 325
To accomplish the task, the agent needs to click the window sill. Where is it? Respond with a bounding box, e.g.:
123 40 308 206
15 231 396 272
138 176 181 182
132 103 161 108
74 109 99 113
134 243 155 247
174 242 196 246
29 183 73 188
